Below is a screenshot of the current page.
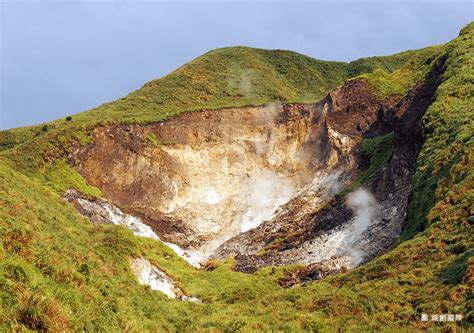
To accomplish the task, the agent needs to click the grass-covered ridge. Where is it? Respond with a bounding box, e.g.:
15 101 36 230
337 132 396 198
357 45 442 99
1 45 434 174
0 23 472 331
81 46 425 124
403 22 474 239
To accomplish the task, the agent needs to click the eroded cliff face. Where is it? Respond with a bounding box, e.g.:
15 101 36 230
69 67 443 274
71 100 357 260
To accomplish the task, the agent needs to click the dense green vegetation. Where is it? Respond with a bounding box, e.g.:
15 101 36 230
359 133 395 183
337 132 395 198
0 23 472 331
358 45 442 98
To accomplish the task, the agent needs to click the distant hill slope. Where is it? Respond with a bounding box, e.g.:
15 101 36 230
0 22 472 332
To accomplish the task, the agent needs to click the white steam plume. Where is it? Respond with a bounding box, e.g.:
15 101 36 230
239 169 295 232
338 188 377 267
193 168 295 261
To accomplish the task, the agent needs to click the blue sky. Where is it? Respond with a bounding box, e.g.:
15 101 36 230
1 1 472 130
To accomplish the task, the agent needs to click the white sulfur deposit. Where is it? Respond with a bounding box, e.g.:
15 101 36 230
164 242 201 268
238 169 295 233
159 143 303 261
131 258 177 298
70 193 201 268
83 199 160 240
130 258 199 302
201 187 222 205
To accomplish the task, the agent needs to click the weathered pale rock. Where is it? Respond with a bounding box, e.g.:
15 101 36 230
131 257 200 302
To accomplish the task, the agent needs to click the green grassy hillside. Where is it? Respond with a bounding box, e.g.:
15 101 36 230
0 23 472 331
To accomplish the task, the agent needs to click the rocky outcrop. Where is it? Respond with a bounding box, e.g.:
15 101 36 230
277 261 349 288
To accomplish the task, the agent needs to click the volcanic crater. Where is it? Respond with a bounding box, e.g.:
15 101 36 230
69 61 444 275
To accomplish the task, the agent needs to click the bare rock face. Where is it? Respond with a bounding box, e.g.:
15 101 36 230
277 260 349 288
68 67 443 277
70 96 375 263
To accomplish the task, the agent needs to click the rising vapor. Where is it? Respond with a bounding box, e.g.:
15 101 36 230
339 188 378 266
